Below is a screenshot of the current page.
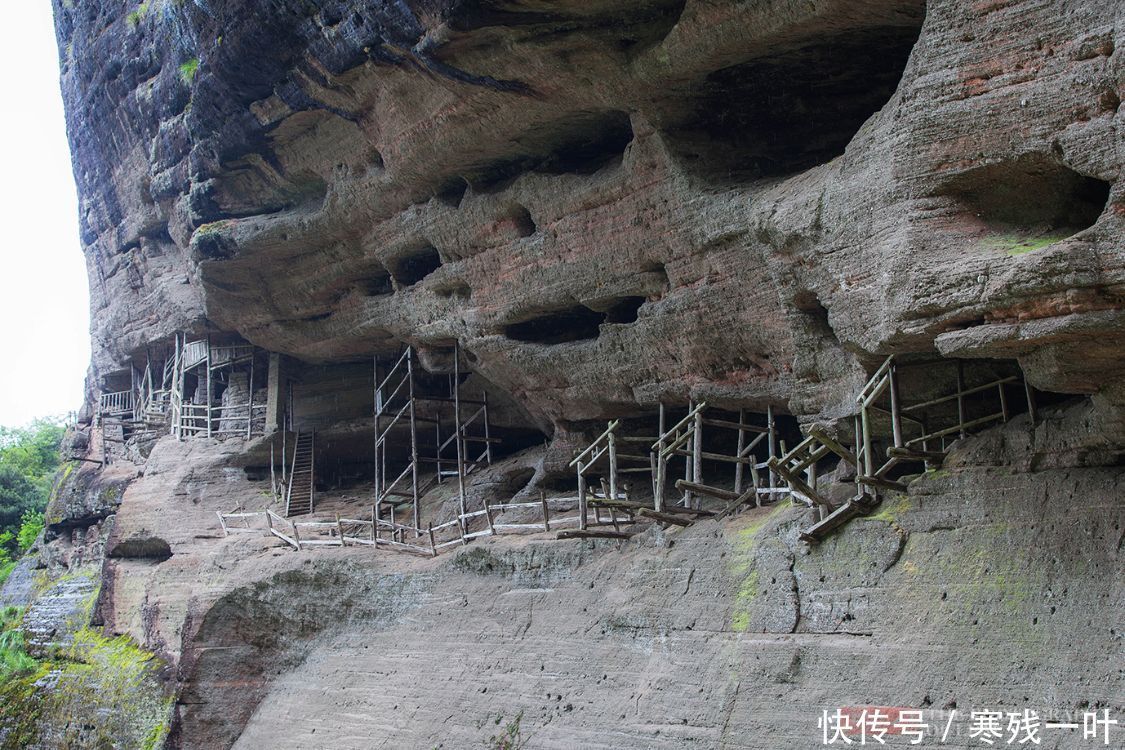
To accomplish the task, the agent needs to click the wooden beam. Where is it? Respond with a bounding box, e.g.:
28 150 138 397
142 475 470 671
638 508 694 527
674 480 739 501
557 529 635 540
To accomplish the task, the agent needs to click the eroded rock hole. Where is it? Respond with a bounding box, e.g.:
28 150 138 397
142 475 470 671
462 110 634 192
603 296 646 324
664 18 924 181
505 295 646 344
505 306 606 344
356 269 393 297
391 245 443 287
943 155 1111 242
507 204 536 237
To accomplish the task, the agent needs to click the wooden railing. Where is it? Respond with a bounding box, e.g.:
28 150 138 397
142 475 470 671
98 390 135 417
222 496 585 556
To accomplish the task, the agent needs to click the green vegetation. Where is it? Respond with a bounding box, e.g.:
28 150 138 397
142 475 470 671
195 218 236 235
0 419 65 567
481 712 525 750
0 593 172 749
726 503 790 632
179 57 200 85
126 1 150 28
981 230 1070 256
0 607 37 680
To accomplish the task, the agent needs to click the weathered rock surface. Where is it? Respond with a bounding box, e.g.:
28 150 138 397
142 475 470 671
53 0 1123 420
33 0 1125 747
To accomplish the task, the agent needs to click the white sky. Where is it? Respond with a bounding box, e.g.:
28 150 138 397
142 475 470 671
0 4 90 428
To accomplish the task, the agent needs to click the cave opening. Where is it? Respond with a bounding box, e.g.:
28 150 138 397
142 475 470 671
463 110 635 193
355 268 393 296
504 305 605 344
504 296 647 345
662 19 925 183
391 245 443 287
942 155 1111 244
603 296 646 324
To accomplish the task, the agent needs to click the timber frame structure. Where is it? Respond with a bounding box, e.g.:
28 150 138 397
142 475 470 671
170 333 266 440
373 344 498 536
770 355 1037 542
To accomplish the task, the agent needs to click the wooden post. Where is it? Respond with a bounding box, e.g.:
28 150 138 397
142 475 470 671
483 389 493 465
291 519 302 551
690 405 703 509
734 408 746 495
654 402 666 511
373 354 381 504
435 415 442 484
336 513 345 547
540 490 550 532
407 348 420 533
428 522 437 557
998 381 1009 422
956 360 967 439
1024 378 1037 423
888 360 904 448
767 405 778 496
270 438 277 502
861 406 874 478
682 401 693 508
371 504 378 546
854 415 863 498
749 463 761 508
607 426 618 502
484 495 496 535
389 504 397 543
247 350 255 439
453 345 467 528
578 469 588 530
205 335 213 438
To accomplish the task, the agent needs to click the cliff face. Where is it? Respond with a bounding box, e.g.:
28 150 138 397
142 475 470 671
56 0 1123 418
15 0 1124 747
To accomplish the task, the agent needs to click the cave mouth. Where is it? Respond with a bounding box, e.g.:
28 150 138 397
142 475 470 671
355 267 393 296
392 245 443 287
505 305 606 344
503 296 646 345
662 20 924 182
943 155 1111 240
466 110 635 192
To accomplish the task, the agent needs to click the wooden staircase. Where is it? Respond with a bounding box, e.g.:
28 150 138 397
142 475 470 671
286 430 315 516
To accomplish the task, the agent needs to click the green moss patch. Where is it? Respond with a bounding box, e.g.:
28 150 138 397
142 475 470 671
980 230 1071 256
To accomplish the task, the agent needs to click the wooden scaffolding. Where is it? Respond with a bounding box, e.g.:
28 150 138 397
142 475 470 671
770 355 1037 543
373 344 498 537
169 334 266 440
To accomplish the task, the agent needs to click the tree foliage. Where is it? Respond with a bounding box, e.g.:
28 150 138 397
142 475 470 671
0 419 65 561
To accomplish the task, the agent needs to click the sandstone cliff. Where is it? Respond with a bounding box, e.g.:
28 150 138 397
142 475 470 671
2 0 1121 747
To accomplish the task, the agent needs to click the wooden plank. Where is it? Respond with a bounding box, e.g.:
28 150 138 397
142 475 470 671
556 529 635 540
674 480 739 501
269 527 299 550
856 475 908 492
591 498 714 516
887 446 946 463
637 508 694 527
713 486 760 522
700 417 767 433
669 449 757 465
807 428 858 467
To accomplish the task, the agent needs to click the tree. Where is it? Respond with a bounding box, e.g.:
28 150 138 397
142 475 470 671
0 419 65 559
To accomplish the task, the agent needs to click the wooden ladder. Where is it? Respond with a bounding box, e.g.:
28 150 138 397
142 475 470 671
286 430 315 516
